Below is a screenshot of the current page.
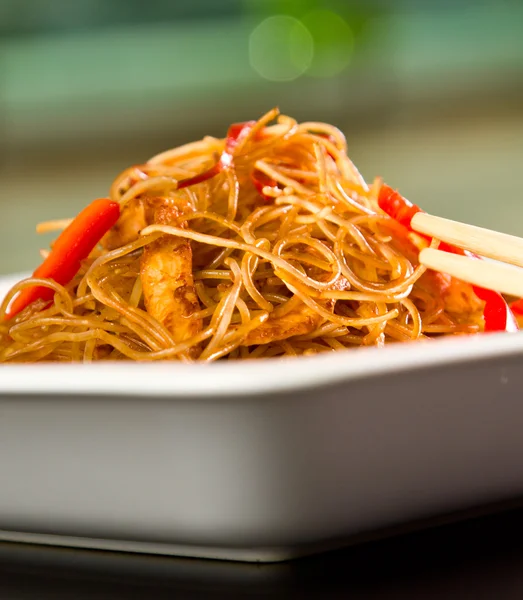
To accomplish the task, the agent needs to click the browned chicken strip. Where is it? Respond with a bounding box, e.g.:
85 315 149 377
243 304 322 345
140 236 202 347
242 275 349 345
103 196 202 351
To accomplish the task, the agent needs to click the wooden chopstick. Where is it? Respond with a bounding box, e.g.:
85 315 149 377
411 212 523 268
409 212 523 297
419 248 523 297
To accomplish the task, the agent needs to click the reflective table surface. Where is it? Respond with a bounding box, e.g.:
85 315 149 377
2 503 523 599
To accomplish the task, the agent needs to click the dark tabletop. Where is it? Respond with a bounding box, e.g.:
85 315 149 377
2 505 523 599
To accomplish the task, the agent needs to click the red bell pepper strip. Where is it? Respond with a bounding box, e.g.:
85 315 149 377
177 121 260 190
378 184 517 332
5 198 120 320
377 184 426 232
224 120 257 154
177 120 275 201
472 286 518 332
251 168 279 200
177 162 223 190
510 298 523 316
438 243 518 332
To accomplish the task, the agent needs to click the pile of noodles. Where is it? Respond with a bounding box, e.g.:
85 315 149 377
0 108 485 363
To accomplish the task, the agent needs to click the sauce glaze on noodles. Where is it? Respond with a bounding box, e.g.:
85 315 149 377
0 109 485 362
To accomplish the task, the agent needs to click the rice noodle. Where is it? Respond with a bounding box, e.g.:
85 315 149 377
0 109 487 363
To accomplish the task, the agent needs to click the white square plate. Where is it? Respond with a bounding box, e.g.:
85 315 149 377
1 273 523 562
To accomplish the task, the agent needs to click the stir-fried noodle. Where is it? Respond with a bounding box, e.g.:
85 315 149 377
0 109 486 362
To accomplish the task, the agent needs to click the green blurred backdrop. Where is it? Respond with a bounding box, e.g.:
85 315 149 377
1 0 522 273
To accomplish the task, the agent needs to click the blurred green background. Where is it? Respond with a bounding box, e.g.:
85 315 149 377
1 0 522 274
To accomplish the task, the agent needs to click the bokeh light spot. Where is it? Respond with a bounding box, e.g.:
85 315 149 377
249 15 314 82
301 10 354 78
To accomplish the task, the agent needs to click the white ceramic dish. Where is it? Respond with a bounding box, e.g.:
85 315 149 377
1 272 523 562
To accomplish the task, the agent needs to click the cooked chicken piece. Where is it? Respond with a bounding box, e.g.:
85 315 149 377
140 236 202 347
242 275 349 346
102 196 193 250
104 196 202 350
243 304 322 345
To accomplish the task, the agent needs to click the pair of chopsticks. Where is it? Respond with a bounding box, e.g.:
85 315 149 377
412 213 523 298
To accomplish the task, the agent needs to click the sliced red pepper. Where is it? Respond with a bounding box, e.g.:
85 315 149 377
5 198 120 320
510 298 523 316
251 168 279 201
378 184 517 333
472 286 518 332
225 120 257 154
177 121 261 190
378 184 426 232
177 162 223 190
437 242 518 332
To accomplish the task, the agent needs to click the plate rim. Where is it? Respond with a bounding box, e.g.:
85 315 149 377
1 271 522 398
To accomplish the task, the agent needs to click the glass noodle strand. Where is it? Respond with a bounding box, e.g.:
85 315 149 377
0 108 487 363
